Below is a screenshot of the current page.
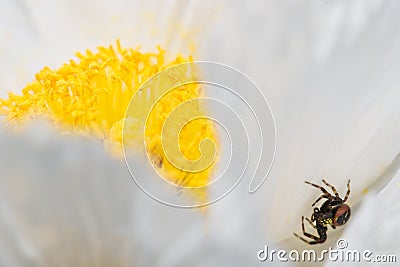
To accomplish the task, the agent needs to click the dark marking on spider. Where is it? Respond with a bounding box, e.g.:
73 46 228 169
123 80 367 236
293 179 351 245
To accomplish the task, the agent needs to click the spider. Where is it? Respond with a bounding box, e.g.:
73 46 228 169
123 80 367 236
293 179 351 245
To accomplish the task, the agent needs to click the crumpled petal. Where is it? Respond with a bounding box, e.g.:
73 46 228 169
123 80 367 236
0 123 136 266
323 167 400 266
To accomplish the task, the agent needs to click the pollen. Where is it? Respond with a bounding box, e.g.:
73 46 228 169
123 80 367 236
322 218 333 225
0 40 218 202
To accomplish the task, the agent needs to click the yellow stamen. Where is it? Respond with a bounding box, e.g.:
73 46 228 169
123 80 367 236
0 40 217 202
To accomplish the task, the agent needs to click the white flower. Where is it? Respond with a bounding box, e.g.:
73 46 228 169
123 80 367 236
1 1 400 266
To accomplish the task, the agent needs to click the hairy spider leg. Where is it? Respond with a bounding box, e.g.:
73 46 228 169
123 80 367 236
293 216 327 245
343 180 351 202
322 179 340 197
305 180 336 205
311 194 326 207
305 181 330 196
305 217 316 229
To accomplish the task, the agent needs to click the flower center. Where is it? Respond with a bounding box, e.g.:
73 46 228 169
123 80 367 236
0 40 218 203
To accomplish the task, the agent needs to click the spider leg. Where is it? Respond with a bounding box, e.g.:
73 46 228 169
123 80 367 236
343 179 351 202
305 181 334 200
311 194 327 207
301 216 320 240
305 217 316 229
293 233 327 245
293 217 326 245
293 216 326 245
308 238 327 245
293 233 316 244
322 179 339 197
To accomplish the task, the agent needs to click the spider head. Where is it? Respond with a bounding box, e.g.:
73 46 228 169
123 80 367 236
333 204 351 226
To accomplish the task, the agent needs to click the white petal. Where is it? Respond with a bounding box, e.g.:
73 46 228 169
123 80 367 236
199 0 400 245
0 123 135 266
323 167 400 266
